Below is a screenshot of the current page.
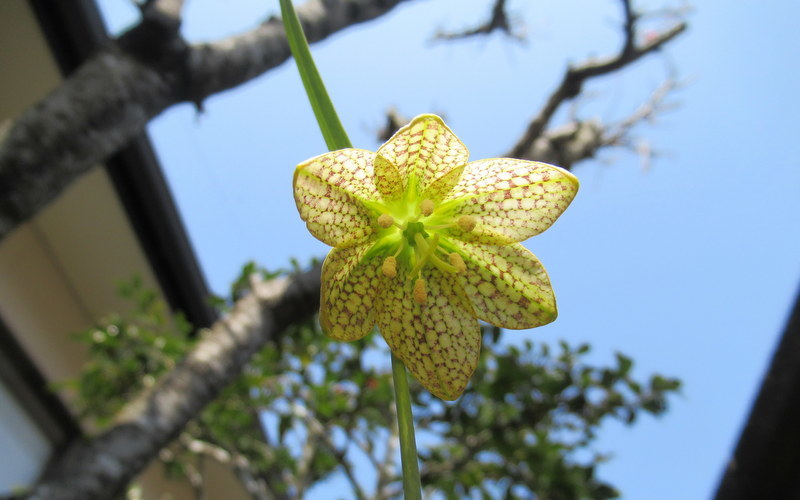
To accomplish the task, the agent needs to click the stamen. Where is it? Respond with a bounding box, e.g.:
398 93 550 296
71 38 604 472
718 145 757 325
377 213 394 228
413 278 427 304
457 215 477 232
449 252 466 273
382 256 397 278
420 199 435 217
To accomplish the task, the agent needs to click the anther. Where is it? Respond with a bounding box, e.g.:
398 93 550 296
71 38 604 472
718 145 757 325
413 278 427 304
449 253 466 273
382 256 397 278
457 215 477 232
377 213 394 228
420 199 435 217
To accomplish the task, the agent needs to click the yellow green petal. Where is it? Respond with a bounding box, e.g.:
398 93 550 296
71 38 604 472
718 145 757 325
373 154 405 201
375 266 480 400
446 159 579 244
319 244 381 341
422 164 465 202
453 240 557 329
376 114 469 198
293 149 380 247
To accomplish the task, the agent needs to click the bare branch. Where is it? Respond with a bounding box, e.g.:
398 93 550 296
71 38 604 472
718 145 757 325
433 0 524 42
28 266 322 500
513 78 680 169
381 3 687 170
514 120 605 170
620 0 637 56
507 1 687 160
294 405 367 500
603 78 679 146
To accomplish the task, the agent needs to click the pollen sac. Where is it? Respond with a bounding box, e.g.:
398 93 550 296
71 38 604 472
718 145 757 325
382 256 397 278
413 278 427 304
377 213 394 228
420 199 435 217
457 215 477 232
449 252 466 273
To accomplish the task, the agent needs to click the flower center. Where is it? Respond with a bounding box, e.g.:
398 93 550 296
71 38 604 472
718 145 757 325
373 199 475 304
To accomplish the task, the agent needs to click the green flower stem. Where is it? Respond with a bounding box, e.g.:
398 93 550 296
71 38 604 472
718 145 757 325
279 0 351 150
280 2 423 498
391 354 422 500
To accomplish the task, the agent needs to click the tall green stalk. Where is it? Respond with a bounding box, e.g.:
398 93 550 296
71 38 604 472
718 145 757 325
279 1 422 497
391 354 423 500
279 0 351 151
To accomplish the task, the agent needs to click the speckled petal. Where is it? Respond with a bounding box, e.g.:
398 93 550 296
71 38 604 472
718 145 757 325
376 114 469 198
320 244 381 341
374 155 405 201
294 149 379 247
446 159 579 244
422 164 465 202
453 240 557 329
375 266 480 400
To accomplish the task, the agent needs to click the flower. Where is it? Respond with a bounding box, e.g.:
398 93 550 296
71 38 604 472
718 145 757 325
293 114 579 400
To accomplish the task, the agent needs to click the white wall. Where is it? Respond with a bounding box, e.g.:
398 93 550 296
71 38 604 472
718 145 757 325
0 382 51 495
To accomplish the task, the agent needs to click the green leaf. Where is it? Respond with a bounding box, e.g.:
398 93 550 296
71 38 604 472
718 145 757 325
651 374 682 392
615 352 633 376
279 0 351 151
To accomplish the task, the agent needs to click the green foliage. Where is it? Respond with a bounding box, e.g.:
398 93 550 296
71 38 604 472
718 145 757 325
61 276 191 426
65 267 680 499
415 333 680 500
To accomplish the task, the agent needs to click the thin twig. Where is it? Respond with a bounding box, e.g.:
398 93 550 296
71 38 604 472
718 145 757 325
433 0 524 42
294 405 368 500
377 408 401 500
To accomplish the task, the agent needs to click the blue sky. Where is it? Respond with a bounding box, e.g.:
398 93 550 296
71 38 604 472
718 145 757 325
98 1 800 498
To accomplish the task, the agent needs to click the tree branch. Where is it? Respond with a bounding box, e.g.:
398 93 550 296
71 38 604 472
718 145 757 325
508 77 680 169
380 2 687 170
27 265 322 500
507 1 687 160
432 0 524 42
0 0 412 242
